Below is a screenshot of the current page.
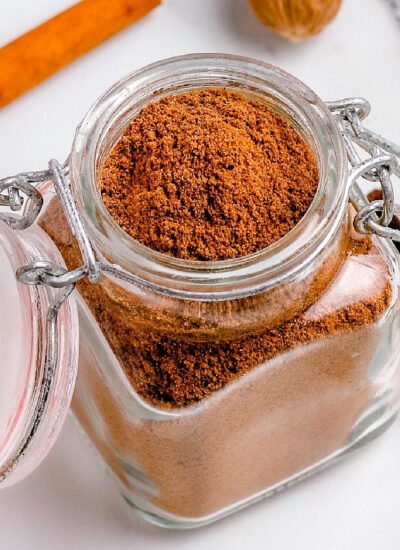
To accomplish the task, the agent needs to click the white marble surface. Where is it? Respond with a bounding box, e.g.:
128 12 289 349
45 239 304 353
1 0 400 548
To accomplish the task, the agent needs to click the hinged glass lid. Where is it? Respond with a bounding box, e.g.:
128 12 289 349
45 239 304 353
0 219 78 488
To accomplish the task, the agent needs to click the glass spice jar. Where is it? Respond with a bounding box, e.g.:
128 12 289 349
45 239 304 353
1 54 400 529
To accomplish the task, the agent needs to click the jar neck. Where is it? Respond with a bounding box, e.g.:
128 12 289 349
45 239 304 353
70 54 348 300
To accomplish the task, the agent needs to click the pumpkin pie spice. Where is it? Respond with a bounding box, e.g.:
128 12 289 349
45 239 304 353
39 88 394 518
100 89 319 261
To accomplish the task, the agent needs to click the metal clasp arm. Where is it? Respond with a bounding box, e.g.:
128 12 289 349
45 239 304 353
327 97 400 243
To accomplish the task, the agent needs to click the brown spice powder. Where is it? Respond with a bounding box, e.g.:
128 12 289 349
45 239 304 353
38 88 396 519
100 89 319 261
69 231 393 518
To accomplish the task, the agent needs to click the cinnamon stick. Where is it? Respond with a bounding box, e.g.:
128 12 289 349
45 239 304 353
0 0 160 108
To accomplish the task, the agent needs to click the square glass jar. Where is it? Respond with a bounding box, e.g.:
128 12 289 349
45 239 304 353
38 54 400 528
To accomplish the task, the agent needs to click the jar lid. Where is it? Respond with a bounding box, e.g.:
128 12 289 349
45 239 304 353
0 219 78 488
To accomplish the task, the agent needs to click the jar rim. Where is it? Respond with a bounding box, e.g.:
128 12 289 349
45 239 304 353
70 53 348 299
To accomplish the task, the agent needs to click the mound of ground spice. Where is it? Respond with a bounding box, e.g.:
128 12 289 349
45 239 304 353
100 89 319 261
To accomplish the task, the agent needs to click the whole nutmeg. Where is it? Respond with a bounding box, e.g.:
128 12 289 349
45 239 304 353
249 0 343 41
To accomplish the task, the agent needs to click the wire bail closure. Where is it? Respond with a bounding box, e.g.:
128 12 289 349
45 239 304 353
0 159 100 293
327 97 400 242
49 159 99 284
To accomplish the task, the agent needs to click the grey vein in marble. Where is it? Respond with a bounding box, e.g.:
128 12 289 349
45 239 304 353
385 0 400 24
